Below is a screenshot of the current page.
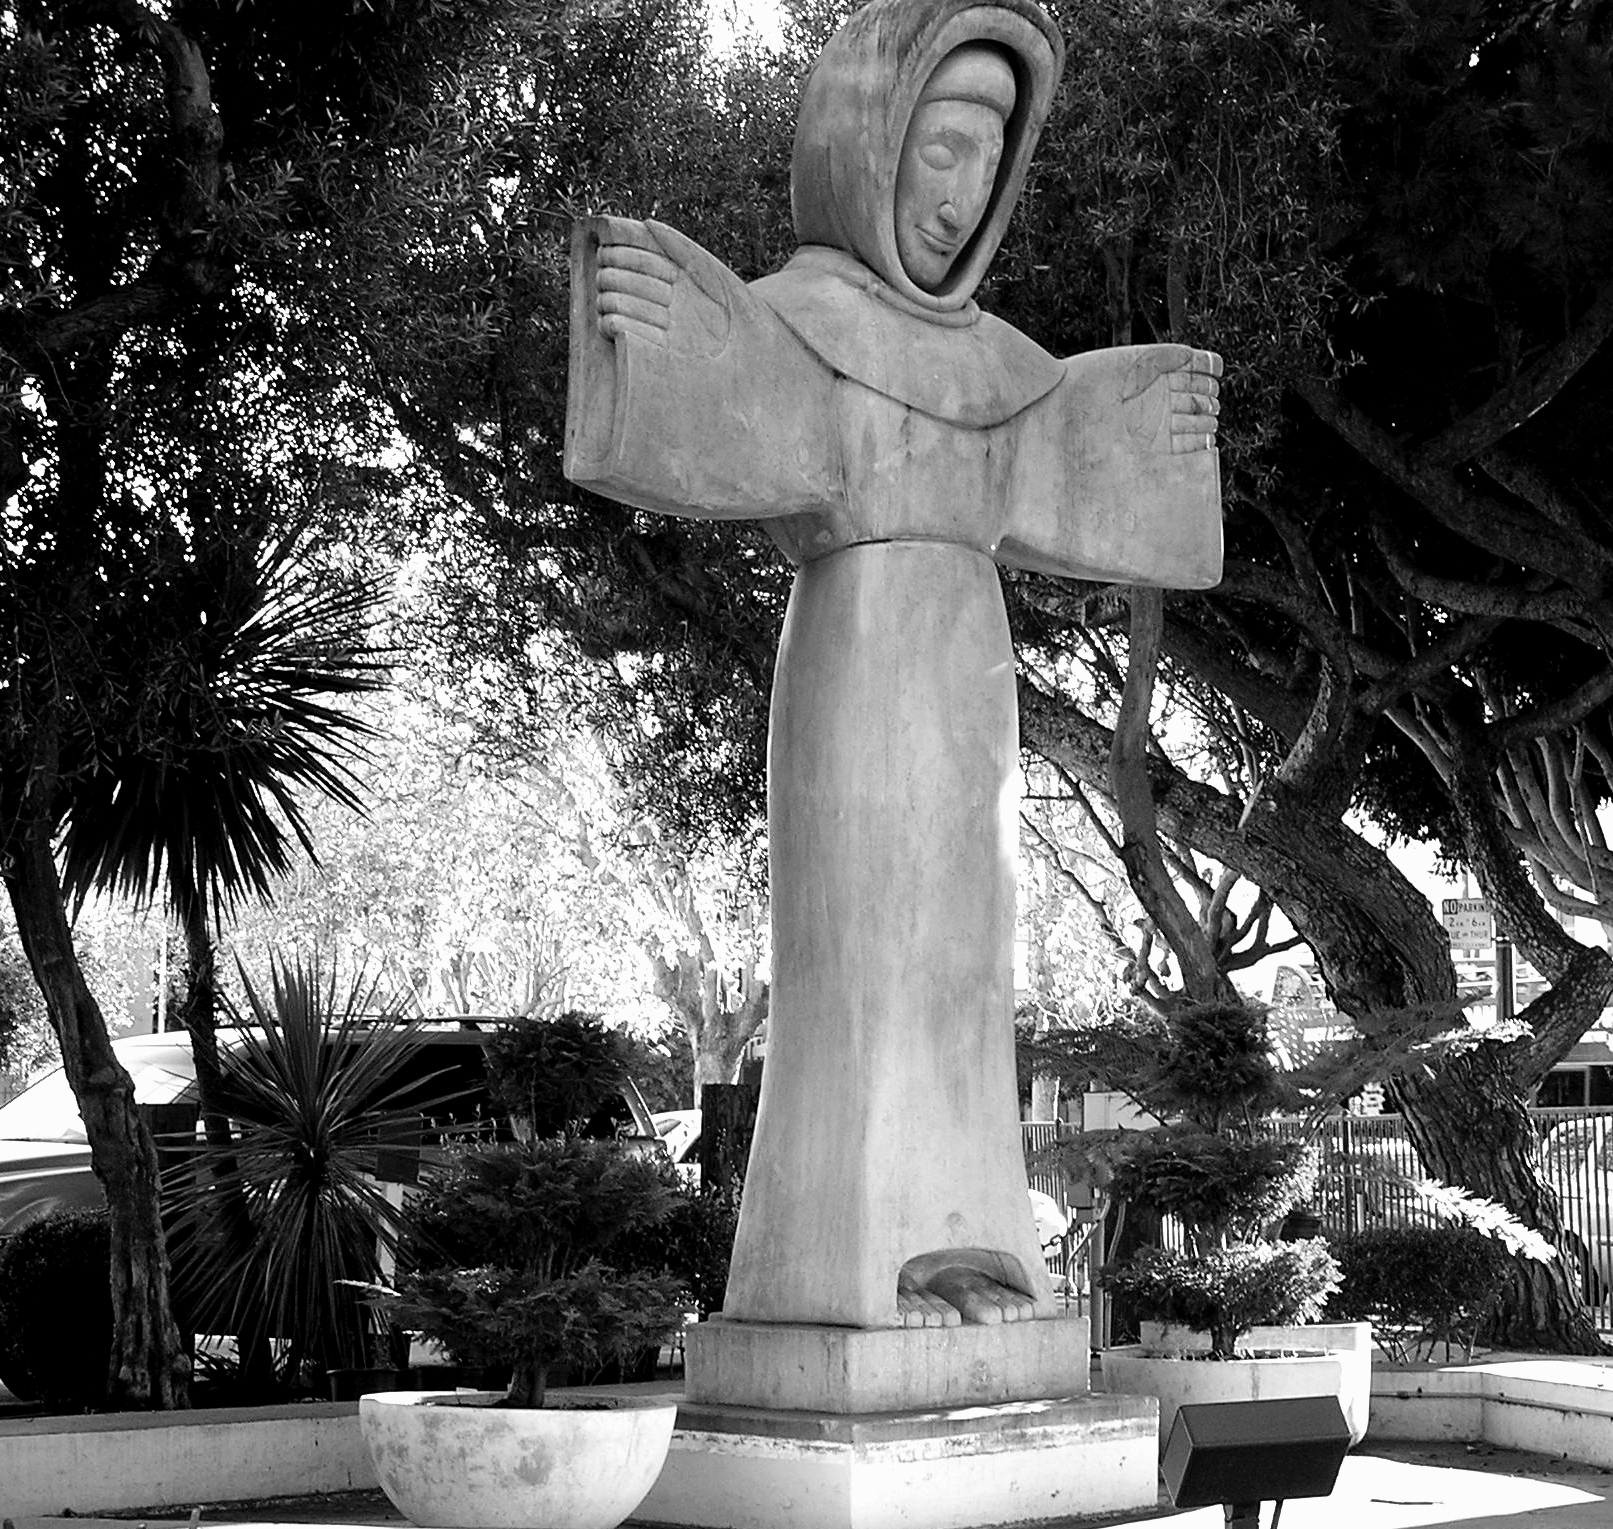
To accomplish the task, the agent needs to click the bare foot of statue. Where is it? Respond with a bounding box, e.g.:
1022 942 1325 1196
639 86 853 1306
922 1266 1036 1324
897 1269 964 1328
896 1251 1039 1326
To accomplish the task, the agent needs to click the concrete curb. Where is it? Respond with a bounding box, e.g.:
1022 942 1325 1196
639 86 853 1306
8 1358 1613 1521
1370 1355 1613 1466
0 1402 376 1519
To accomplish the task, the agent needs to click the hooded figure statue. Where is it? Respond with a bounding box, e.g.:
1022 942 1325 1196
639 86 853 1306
567 0 1222 1355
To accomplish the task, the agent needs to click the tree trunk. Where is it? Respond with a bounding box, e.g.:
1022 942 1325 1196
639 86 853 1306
508 1355 545 1409
650 943 767 1108
173 891 275 1390
6 810 190 1408
1393 1054 1603 1351
699 1081 761 1193
1109 588 1241 1004
1030 1072 1060 1121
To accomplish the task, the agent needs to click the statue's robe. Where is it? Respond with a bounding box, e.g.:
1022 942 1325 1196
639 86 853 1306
567 222 1220 1329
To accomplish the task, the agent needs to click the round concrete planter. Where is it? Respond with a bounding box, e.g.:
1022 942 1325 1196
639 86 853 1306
359 1390 677 1529
1136 1319 1372 1445
1102 1345 1346 1455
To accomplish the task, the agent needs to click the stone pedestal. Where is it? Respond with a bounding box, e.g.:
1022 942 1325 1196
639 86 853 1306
687 1314 1090 1414
636 1393 1160 1529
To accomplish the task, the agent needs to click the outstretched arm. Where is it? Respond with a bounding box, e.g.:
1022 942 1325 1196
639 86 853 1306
565 215 840 523
995 342 1225 589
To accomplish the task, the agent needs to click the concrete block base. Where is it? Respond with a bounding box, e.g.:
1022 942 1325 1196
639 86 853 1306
635 1392 1160 1529
686 1314 1089 1413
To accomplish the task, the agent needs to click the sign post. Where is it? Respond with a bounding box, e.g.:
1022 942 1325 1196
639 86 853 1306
1441 896 1516 1019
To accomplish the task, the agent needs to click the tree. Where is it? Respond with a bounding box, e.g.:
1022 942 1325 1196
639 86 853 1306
615 821 768 1102
963 0 1613 1349
223 688 640 1009
222 678 762 1098
377 0 806 845
52 534 386 1394
1 0 567 1405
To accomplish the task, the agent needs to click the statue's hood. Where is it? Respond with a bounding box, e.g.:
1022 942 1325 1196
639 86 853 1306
791 0 1064 314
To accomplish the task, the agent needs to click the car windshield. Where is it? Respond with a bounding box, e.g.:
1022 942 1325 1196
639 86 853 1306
1542 1123 1596 1180
0 1041 196 1143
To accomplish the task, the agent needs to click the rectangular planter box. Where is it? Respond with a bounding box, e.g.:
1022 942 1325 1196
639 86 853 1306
1136 1319 1372 1444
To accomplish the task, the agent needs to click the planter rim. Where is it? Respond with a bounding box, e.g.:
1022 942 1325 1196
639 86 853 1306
361 1388 678 1412
1105 1343 1333 1362
359 1385 678 1529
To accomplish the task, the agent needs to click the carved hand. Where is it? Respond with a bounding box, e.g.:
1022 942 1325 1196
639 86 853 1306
593 216 734 359
1122 344 1223 454
596 217 679 343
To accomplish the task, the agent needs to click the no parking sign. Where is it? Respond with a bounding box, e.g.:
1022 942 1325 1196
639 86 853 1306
1441 896 1493 947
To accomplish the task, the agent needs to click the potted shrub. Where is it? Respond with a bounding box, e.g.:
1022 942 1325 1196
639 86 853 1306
356 1012 688 1529
1048 1001 1361 1447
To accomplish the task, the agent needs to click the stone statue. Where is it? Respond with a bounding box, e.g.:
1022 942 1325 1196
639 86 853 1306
567 0 1221 1337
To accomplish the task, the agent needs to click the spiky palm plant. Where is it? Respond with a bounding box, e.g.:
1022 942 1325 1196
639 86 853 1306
57 529 387 959
166 957 456 1391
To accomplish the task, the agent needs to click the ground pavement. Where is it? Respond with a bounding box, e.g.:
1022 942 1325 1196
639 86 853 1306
5 1438 1611 1529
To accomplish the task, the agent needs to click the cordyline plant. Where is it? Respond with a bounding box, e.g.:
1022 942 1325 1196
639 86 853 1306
365 1013 686 1408
166 958 456 1392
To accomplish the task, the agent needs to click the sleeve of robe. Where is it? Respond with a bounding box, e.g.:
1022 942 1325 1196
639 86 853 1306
565 218 841 521
994 345 1224 589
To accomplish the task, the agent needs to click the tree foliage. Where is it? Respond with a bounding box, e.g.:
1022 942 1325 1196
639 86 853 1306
1013 0 1613 1350
1 0 571 1407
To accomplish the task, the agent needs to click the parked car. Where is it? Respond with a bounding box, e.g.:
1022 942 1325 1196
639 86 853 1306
653 1108 703 1181
0 1027 661 1242
1539 1114 1613 1296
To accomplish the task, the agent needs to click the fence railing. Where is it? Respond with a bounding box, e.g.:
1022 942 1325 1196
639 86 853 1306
1023 1105 1613 1334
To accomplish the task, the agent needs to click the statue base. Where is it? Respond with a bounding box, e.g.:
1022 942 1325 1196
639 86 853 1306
687 1314 1090 1413
635 1393 1160 1529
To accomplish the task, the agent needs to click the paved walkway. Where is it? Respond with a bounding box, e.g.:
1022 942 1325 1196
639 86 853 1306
7 1438 1611 1529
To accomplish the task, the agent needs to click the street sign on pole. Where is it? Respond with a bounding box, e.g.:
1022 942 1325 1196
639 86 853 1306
1441 897 1493 947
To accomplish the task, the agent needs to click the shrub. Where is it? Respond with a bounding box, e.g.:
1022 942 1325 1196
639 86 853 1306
0 1209 112 1407
1327 1225 1512 1361
384 1134 686 1407
610 1176 741 1320
166 959 439 1394
483 1011 637 1140
1109 1131 1311 1248
1100 1239 1341 1358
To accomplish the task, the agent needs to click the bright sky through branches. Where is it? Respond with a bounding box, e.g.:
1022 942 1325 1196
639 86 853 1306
707 0 786 54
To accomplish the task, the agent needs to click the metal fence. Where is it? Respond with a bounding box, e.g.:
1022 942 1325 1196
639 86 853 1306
1023 1105 1613 1333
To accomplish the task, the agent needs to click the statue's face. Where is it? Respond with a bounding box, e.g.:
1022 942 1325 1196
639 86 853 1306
894 55 1011 293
